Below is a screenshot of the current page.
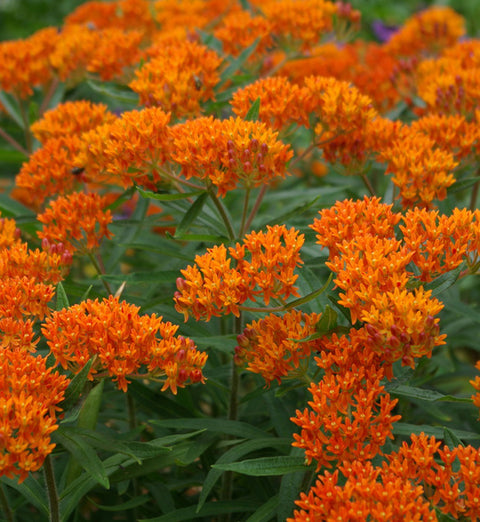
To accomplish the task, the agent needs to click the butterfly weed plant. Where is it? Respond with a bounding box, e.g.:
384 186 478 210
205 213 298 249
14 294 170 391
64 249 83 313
0 1 479 521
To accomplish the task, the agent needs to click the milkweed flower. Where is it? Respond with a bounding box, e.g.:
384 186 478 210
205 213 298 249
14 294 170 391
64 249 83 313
231 77 308 130
37 192 113 253
0 349 69 482
174 225 304 320
0 276 54 321
0 318 38 351
171 116 293 197
310 196 400 259
42 295 207 394
384 6 465 58
154 0 230 31
234 311 322 385
130 41 222 119
0 217 21 249
289 460 436 521
470 360 480 416
74 107 172 190
15 136 83 211
31 101 117 144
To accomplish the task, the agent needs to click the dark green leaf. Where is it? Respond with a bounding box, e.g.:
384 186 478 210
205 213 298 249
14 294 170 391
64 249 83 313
60 359 95 413
386 384 473 403
219 38 260 85
212 456 308 476
245 97 260 122
88 495 149 512
424 267 462 297
443 427 465 448
0 475 49 517
55 281 70 311
245 495 278 522
315 305 337 335
0 91 23 128
137 186 206 201
174 192 208 238
393 423 480 441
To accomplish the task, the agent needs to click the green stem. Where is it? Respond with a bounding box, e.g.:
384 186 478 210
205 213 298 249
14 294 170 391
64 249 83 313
243 184 267 233
239 187 251 237
43 454 60 522
470 168 480 211
39 77 60 116
0 484 13 522
207 189 236 241
126 393 139 522
87 252 112 295
18 99 33 154
361 172 376 196
0 127 29 156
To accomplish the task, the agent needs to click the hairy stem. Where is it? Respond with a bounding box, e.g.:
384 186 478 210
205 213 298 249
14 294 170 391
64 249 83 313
243 184 267 233
44 454 60 522
208 189 236 241
0 127 29 156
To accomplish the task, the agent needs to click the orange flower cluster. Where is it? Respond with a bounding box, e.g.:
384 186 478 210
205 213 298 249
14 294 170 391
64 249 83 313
31 101 117 144
470 361 480 416
234 311 322 385
154 0 229 32
171 116 293 196
231 77 307 130
42 295 207 394
130 41 222 119
214 10 273 58
290 460 436 521
384 7 465 58
37 192 113 253
292 328 400 470
387 433 480 520
0 349 69 482
174 225 304 320
74 107 171 190
0 28 58 98
15 136 83 211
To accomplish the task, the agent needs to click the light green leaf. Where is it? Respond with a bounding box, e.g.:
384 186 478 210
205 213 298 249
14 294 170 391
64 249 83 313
245 97 260 122
212 456 308 476
55 281 70 311
137 186 206 201
174 192 208 238
60 359 95 414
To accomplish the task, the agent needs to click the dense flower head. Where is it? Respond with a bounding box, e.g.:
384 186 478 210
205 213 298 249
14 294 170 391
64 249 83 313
154 0 231 31
0 217 21 250
31 101 117 144
378 127 458 208
0 318 38 352
471 360 480 416
74 107 172 190
327 236 413 324
401 207 480 281
214 10 273 58
310 196 401 259
0 349 69 483
174 225 304 320
0 276 55 320
0 27 58 98
234 311 322 385
130 41 222 119
360 287 446 369
291 367 400 470
42 295 207 393
384 6 465 58
37 192 113 253
14 136 83 211
289 461 437 522
231 77 308 130
171 116 293 197
387 433 480 520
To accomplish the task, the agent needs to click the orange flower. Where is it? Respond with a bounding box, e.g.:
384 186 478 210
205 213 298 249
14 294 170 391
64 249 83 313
291 367 400 470
401 207 480 281
470 360 480 415
0 349 69 482
14 136 83 211
231 77 308 130
289 461 436 521
214 10 273 58
0 318 38 352
234 311 322 385
130 41 222 119
37 192 113 253
154 0 231 31
31 101 116 144
74 107 172 190
385 6 465 58
0 276 54 320
360 287 446 369
171 116 293 197
0 217 21 249
310 196 400 259
175 225 304 320
42 295 207 394
0 27 58 98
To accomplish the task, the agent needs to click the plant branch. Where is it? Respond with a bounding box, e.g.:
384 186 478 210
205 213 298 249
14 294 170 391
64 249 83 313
0 127 29 156
44 454 60 522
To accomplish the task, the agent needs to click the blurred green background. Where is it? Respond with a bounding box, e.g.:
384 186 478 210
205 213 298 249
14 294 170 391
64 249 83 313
1 0 480 41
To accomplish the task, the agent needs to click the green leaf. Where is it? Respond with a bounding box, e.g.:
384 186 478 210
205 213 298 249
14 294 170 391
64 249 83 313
55 281 70 311
196 29 224 54
139 499 256 522
219 38 260 85
0 90 24 128
0 192 35 219
392 423 480 441
424 267 462 297
385 384 473 403
197 438 290 512
443 427 465 448
245 97 261 122
88 495 149 512
137 186 206 201
86 80 138 104
212 456 309 476
169 234 230 242
0 474 49 517
315 305 337 335
60 359 95 414
245 495 278 522
150 418 273 440
53 426 110 489
174 192 208 238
